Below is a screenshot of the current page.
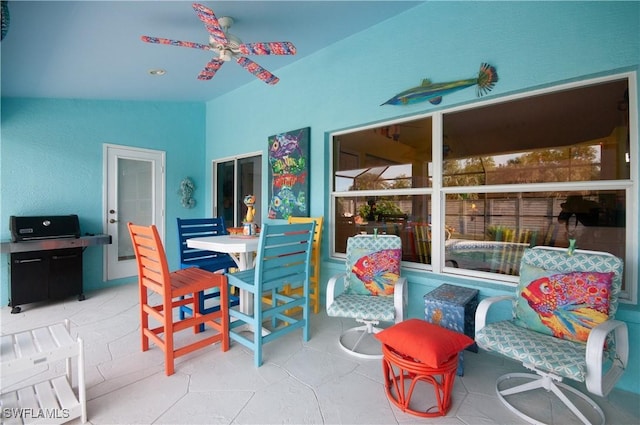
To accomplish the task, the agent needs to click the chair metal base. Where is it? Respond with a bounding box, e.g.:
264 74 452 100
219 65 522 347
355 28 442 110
338 321 383 359
496 372 605 425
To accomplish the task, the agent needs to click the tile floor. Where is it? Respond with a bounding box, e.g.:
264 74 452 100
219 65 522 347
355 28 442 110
2 283 639 425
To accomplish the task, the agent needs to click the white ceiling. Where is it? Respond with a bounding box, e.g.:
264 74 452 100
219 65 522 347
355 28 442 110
1 1 422 102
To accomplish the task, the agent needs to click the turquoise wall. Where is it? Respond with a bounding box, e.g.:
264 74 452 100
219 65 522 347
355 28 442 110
1 98 207 300
203 2 640 393
1 1 638 394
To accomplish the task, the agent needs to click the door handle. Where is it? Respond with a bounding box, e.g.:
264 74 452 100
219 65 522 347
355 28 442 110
15 258 43 264
109 219 117 224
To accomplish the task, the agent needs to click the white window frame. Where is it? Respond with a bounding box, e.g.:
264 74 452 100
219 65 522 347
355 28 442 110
329 71 638 303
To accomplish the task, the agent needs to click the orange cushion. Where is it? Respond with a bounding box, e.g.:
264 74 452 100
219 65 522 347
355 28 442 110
375 318 474 368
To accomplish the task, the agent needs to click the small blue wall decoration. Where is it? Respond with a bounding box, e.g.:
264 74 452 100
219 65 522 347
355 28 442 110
179 177 196 209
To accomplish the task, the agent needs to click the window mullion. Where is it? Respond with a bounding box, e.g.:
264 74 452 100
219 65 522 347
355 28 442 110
431 112 443 272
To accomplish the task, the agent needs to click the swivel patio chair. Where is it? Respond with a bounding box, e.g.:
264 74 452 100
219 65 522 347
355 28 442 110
177 217 240 331
226 222 315 367
326 234 407 359
475 246 628 425
128 223 229 376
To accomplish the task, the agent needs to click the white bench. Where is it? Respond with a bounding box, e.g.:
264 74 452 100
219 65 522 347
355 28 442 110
1 320 86 424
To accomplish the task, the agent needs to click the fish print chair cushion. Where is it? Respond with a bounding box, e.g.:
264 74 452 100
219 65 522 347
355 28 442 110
344 235 401 296
375 319 474 368
512 249 622 344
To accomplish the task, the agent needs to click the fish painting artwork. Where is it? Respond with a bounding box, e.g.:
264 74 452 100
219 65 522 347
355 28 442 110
269 132 304 159
382 63 498 106
267 127 310 219
351 249 401 296
269 186 306 219
521 271 614 342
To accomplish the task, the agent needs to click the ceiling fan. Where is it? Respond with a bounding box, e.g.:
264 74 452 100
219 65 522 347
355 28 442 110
141 3 296 84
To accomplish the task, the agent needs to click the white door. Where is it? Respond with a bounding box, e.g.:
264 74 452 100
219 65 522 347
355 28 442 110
104 144 165 280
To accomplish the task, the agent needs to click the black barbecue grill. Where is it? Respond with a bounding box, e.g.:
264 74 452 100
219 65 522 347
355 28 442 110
3 215 111 313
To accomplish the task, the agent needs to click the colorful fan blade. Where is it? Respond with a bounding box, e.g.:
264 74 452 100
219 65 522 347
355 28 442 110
198 58 225 80
1 0 9 41
141 36 213 51
238 42 297 56
236 57 279 85
192 3 227 45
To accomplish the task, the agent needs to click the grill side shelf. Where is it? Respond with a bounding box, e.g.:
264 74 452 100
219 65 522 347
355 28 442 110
0 234 111 254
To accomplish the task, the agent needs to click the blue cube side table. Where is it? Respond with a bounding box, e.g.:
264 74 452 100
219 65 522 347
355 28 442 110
424 284 479 376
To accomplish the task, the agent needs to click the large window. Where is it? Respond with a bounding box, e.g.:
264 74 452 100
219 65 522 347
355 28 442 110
331 73 636 301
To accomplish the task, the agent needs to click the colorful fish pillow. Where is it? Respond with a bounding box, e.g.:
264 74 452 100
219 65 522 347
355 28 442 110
346 247 401 296
514 263 614 343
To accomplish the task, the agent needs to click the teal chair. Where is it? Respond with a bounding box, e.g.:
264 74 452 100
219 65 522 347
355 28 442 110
177 217 239 331
226 222 315 367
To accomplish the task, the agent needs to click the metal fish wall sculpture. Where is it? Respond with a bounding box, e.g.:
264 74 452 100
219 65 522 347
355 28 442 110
382 63 498 106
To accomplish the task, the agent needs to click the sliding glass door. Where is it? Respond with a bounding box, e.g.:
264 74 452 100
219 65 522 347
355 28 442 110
214 153 262 229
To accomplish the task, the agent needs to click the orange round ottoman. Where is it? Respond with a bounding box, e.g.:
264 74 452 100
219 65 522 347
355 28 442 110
375 318 475 418
382 343 458 417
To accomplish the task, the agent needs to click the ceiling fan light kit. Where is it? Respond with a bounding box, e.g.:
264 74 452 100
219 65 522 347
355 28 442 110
217 16 234 31
141 3 296 84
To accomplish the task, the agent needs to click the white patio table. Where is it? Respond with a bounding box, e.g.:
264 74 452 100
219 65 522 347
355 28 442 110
186 234 265 334
187 234 259 272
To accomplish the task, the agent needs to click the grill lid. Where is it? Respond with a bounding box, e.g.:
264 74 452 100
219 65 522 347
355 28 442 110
10 215 80 242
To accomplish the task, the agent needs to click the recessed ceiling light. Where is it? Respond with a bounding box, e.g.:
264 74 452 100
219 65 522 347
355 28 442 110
148 69 166 76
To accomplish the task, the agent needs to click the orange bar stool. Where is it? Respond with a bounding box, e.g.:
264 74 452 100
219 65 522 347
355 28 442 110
128 223 229 376
375 319 474 417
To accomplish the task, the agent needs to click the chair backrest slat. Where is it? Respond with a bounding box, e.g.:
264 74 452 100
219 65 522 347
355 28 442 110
262 258 308 283
128 223 170 291
262 251 308 268
287 217 323 276
177 217 235 271
254 222 315 291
